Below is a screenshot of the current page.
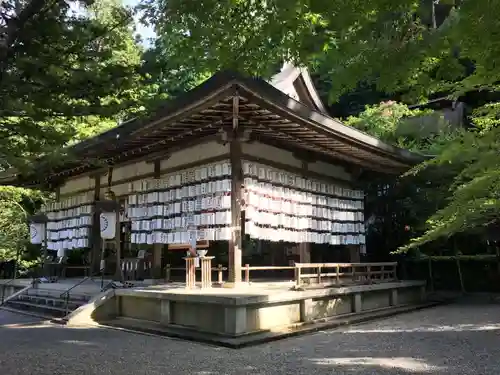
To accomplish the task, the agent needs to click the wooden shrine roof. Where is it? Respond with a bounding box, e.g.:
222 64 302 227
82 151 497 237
1 70 426 188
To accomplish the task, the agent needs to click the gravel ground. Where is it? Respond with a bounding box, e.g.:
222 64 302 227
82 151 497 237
0 304 499 375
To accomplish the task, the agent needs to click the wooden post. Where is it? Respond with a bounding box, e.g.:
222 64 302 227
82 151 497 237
152 243 162 280
114 208 123 281
348 245 361 263
244 264 250 283
184 257 196 289
152 161 163 281
428 257 434 292
456 256 465 293
336 264 340 285
295 264 302 288
200 257 214 289
228 93 243 285
165 264 171 283
298 161 311 263
91 174 101 274
317 266 322 284
367 265 372 284
217 264 223 284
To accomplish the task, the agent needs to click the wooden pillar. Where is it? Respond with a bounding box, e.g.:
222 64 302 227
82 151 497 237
348 245 361 263
184 257 196 289
200 256 214 289
152 160 163 280
228 94 243 285
152 244 163 279
299 161 311 263
91 174 101 274
113 209 123 281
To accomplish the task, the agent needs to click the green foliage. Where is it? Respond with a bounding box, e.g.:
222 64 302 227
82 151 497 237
140 0 500 250
346 101 462 254
0 186 45 261
0 0 165 263
402 124 500 249
0 0 158 171
142 0 498 101
346 101 439 150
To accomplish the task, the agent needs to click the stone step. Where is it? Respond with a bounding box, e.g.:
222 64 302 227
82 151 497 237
6 300 71 318
16 294 85 310
25 289 92 302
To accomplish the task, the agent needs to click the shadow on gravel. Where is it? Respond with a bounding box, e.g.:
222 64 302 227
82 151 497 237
0 304 499 375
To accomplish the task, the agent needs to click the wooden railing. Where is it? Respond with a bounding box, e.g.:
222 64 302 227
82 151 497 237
242 265 295 283
294 262 397 287
164 262 397 287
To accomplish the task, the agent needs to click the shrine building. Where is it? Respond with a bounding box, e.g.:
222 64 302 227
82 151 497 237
0 63 423 284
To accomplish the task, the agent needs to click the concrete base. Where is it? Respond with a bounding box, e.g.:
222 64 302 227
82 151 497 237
104 300 441 348
66 280 428 345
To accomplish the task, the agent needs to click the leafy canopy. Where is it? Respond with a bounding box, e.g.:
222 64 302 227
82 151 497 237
0 0 157 171
0 0 162 261
142 0 500 249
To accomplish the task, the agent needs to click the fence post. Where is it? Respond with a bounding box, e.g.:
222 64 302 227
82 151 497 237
367 265 372 284
336 264 340 285
244 264 250 283
295 264 301 288
165 264 171 283
217 264 223 284
352 264 356 283
317 266 322 284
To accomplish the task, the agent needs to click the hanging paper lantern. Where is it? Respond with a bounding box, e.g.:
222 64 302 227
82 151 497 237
100 212 116 239
57 248 65 258
29 223 45 244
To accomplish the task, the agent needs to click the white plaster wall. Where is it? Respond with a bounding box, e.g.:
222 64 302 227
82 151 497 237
59 176 95 196
160 141 229 171
100 161 154 186
243 142 353 182
60 141 229 197
106 183 129 198
308 160 352 181
242 142 302 168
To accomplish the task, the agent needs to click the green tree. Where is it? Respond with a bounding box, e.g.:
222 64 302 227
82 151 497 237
0 0 163 262
0 0 155 171
142 0 500 248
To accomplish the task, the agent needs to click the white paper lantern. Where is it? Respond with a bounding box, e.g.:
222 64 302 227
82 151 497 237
57 248 65 257
100 212 116 239
29 223 45 244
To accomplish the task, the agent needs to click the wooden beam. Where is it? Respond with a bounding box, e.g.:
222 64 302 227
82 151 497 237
228 94 243 285
91 174 102 273
152 159 162 279
57 153 231 199
153 160 161 178
299 161 311 263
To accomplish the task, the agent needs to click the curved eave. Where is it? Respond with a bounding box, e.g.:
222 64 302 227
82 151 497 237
238 74 425 167
0 70 426 187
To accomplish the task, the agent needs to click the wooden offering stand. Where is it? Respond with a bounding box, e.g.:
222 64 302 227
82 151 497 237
168 241 212 289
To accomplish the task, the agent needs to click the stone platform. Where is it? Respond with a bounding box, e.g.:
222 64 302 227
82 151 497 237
63 279 430 347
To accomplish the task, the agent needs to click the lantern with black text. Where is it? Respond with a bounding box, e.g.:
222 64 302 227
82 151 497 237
96 197 120 240
28 213 48 245
100 212 116 239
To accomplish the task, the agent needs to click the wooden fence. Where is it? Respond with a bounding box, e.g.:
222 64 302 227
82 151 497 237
164 262 397 287
294 262 397 287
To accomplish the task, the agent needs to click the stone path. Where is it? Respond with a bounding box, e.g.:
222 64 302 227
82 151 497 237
0 304 499 374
